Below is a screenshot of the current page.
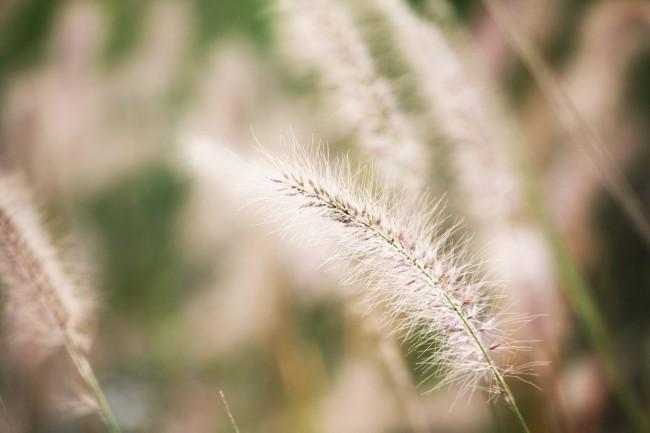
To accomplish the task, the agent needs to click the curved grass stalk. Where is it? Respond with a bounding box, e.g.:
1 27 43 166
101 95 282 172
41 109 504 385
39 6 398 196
256 144 537 432
0 177 122 433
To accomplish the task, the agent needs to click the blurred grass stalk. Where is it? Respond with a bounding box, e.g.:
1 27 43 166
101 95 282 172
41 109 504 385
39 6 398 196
276 0 428 191
0 177 122 433
478 0 650 430
482 0 650 246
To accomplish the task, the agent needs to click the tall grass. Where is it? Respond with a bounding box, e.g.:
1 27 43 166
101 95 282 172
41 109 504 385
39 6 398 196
254 143 540 432
0 175 121 433
1 0 648 431
276 0 428 190
481 1 650 430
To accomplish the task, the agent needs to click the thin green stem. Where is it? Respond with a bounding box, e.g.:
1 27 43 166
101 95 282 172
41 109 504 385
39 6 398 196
430 0 650 429
0 206 122 433
438 288 529 433
481 0 650 247
66 341 122 433
500 62 650 433
526 193 648 433
490 44 650 431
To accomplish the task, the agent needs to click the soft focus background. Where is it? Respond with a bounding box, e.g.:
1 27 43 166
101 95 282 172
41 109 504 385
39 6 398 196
1 0 650 432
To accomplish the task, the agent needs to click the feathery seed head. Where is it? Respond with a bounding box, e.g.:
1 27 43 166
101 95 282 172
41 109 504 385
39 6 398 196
255 141 537 398
275 0 428 190
0 175 92 368
370 0 519 219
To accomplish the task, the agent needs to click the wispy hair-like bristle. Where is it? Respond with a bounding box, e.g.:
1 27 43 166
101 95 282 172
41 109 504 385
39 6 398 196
0 174 121 432
254 142 539 400
0 175 91 367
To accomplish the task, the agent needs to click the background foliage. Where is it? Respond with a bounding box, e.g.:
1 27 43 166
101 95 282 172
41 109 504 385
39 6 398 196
1 0 649 432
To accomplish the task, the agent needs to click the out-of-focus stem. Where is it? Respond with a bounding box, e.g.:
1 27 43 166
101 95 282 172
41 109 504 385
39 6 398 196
480 1 650 431
66 340 122 433
0 187 121 433
481 0 650 247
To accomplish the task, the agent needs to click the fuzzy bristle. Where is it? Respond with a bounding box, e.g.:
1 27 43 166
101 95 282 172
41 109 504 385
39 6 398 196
255 143 538 398
0 176 91 367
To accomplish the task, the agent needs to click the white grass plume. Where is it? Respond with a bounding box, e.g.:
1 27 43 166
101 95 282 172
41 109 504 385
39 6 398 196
254 143 539 407
275 0 427 190
0 176 92 367
369 0 519 220
0 174 121 432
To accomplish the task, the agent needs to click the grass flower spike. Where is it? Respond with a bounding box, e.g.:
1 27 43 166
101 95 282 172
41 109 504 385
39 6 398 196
0 176 90 366
276 0 427 190
256 142 537 432
0 175 121 433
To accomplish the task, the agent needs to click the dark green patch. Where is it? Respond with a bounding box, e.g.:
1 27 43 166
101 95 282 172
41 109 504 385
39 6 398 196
506 58 535 106
83 162 188 316
505 0 594 104
203 343 286 432
406 0 478 21
190 0 271 56
292 299 345 377
626 47 650 123
545 0 595 67
591 151 650 330
401 323 445 389
590 144 650 429
99 0 149 64
405 0 430 15
0 0 63 83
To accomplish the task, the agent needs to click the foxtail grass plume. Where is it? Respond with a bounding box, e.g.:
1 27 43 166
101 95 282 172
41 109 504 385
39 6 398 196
369 0 565 354
0 174 121 432
0 176 91 367
370 0 518 220
275 0 427 190
254 142 538 430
